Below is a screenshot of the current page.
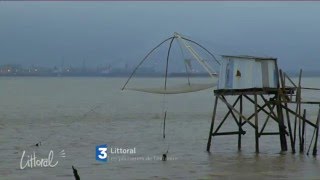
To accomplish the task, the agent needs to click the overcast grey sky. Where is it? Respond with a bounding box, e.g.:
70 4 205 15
0 2 319 71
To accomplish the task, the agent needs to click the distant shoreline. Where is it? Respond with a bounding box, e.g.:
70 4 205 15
285 71 320 78
0 72 318 78
0 73 215 78
0 75 319 78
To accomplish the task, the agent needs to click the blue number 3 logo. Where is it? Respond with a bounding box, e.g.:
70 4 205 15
96 144 108 162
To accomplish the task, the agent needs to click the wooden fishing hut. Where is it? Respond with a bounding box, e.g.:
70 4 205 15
206 55 320 155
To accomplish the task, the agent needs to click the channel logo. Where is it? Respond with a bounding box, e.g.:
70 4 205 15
96 144 108 162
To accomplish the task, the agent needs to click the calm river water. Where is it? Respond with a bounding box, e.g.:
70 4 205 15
0 77 319 179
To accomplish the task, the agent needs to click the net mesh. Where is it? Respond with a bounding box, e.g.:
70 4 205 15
126 82 217 94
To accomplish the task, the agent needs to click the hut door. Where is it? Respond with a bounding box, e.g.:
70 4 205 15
261 61 270 87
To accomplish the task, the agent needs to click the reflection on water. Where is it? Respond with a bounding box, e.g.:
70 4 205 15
0 77 320 179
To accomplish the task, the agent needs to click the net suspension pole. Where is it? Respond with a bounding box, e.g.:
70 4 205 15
162 34 175 139
184 43 215 78
177 38 191 86
175 33 216 79
181 37 221 66
164 37 175 90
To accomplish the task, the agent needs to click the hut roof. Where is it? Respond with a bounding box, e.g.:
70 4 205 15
221 55 277 61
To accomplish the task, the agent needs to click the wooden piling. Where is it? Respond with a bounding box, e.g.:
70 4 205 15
238 95 243 150
280 70 294 152
276 92 288 151
312 106 320 156
293 69 302 153
207 96 218 152
300 109 306 153
254 94 259 153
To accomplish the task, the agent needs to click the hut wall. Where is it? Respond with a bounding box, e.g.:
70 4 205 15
218 56 278 89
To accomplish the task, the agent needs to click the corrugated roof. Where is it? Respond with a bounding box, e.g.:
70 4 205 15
221 55 277 60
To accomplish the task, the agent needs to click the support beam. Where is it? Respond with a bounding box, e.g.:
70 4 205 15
260 132 280 136
217 96 256 128
221 95 240 126
280 105 317 128
243 95 278 123
243 103 273 124
283 72 297 88
213 96 240 134
259 105 274 137
213 131 246 136
259 95 278 121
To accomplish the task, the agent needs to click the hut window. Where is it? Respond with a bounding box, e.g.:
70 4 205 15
236 70 241 77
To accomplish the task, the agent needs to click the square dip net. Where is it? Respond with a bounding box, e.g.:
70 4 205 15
122 32 221 94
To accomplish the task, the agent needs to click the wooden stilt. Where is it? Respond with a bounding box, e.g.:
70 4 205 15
293 69 302 153
276 70 288 152
312 106 320 156
238 95 243 150
279 69 295 152
276 93 288 151
298 70 303 153
207 96 219 152
293 90 299 153
254 94 259 153
285 103 295 153
300 109 306 152
298 103 302 152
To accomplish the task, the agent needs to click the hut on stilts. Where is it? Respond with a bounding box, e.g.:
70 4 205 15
123 32 319 156
206 55 320 155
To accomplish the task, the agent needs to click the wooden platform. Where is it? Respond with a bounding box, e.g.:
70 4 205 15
214 87 295 96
